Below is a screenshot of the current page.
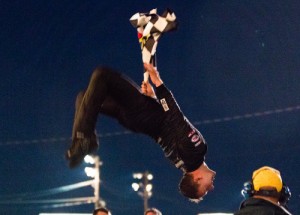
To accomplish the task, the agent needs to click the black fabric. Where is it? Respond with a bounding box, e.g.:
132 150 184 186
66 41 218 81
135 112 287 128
155 84 207 172
234 198 292 215
73 67 163 140
73 67 207 172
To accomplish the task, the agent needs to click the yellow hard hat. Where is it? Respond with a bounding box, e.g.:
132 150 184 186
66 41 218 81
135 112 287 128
252 166 283 192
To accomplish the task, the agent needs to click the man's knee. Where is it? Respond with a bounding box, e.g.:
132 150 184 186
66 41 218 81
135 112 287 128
76 90 85 101
75 90 85 109
91 66 114 82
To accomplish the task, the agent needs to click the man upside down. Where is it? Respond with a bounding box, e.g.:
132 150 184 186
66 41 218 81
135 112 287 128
66 63 216 202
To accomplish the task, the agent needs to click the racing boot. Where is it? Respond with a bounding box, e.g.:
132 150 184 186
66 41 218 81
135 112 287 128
66 130 99 168
66 89 99 168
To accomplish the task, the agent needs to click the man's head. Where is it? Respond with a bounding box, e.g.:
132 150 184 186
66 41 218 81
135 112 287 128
93 207 112 215
144 207 162 215
252 166 282 193
179 162 216 203
251 166 283 202
241 166 292 206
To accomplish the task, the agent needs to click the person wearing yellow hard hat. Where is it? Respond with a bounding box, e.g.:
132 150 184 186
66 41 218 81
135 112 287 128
252 166 283 193
234 166 292 215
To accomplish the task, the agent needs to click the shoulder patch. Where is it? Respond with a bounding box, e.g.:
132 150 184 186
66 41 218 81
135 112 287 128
160 98 169 111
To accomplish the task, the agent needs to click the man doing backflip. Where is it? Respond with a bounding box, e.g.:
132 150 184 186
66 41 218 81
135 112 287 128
66 63 216 202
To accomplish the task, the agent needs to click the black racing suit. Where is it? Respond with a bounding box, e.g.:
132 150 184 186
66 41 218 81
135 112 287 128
73 66 207 172
234 198 293 215
154 84 207 172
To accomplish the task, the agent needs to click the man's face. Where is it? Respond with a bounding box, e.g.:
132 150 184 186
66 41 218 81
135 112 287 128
196 164 216 198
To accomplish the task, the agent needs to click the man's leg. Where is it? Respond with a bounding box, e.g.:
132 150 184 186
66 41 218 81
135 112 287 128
67 90 99 168
66 66 144 168
67 67 117 168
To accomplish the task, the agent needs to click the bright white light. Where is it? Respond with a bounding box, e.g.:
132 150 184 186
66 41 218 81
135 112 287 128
148 191 152 197
197 214 233 215
147 174 153 180
84 155 95 164
132 182 140 191
133 173 143 179
84 167 96 178
146 184 152 192
40 214 90 215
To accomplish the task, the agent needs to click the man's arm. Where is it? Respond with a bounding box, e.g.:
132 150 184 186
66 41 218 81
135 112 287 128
141 63 163 98
144 63 163 87
141 81 156 98
143 63 183 115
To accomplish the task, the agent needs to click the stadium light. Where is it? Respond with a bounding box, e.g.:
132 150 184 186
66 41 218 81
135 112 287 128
84 155 103 209
132 171 153 213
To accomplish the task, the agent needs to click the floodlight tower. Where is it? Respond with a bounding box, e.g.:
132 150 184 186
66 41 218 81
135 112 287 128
84 155 102 209
131 171 153 212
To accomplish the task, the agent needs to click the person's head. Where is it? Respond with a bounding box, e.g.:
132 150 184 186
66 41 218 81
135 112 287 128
241 166 292 207
252 166 283 202
179 162 216 203
144 207 162 215
93 207 112 215
253 166 282 193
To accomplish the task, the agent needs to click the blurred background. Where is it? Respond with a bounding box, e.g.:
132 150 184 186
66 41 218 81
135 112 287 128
0 0 299 214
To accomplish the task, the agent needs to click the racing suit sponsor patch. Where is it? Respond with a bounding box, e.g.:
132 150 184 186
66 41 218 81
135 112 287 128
160 98 169 111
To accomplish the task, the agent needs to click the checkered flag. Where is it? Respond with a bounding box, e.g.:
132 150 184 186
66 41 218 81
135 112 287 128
130 8 178 82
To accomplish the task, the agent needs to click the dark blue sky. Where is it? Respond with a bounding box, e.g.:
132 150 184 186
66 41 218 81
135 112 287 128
0 1 299 214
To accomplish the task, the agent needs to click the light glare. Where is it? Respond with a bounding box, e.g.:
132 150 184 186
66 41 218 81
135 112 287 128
85 167 96 178
132 183 140 191
146 184 152 192
147 174 153 180
84 155 95 164
133 173 143 179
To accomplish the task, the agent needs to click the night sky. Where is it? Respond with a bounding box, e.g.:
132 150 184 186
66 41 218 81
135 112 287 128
0 1 299 214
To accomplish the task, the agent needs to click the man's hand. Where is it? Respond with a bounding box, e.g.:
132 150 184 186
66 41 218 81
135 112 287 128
141 81 156 98
144 63 163 87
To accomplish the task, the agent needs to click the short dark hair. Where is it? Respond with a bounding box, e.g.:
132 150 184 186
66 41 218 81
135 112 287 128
93 207 111 215
179 173 201 202
144 207 162 215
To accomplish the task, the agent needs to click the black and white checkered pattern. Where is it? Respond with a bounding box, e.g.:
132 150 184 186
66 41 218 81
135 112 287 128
130 8 177 81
